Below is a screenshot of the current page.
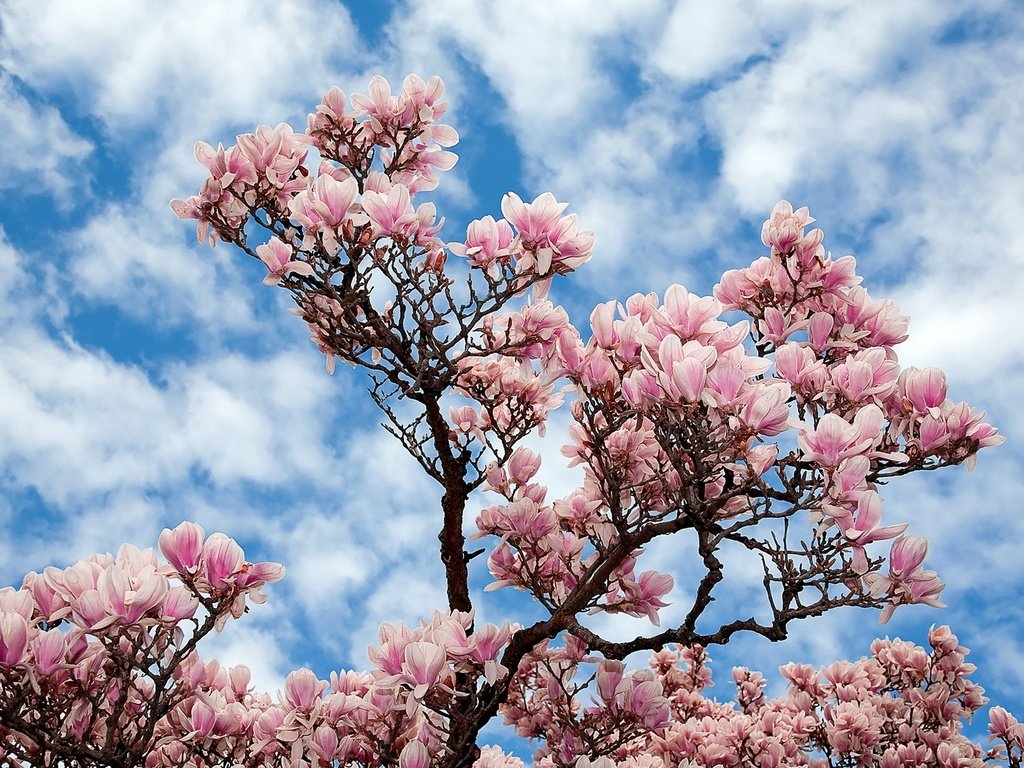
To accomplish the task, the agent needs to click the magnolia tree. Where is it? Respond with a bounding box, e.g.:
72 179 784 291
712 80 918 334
0 74 1020 768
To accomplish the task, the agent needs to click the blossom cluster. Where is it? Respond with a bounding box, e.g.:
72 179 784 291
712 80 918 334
143 607 522 768
506 627 1017 768
0 524 282 765
171 74 593 389
0 531 535 768
473 201 1002 630
3 535 1021 767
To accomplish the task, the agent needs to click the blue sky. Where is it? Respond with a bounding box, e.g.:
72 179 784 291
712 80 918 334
0 0 1022 755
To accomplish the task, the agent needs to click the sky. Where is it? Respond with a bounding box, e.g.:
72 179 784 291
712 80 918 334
0 0 1022 756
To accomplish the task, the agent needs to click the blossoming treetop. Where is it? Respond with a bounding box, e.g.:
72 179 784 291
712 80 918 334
0 74 1016 768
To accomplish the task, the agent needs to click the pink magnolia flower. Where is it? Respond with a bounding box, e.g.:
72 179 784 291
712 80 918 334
0 612 29 665
159 521 205 574
97 565 169 624
312 724 340 761
289 173 358 236
21 569 67 623
161 586 200 621
402 73 448 122
746 444 778 476
192 140 257 190
798 405 884 468
284 667 324 710
656 284 726 340
501 191 567 249
361 183 417 237
351 75 400 125
450 405 482 441
189 700 217 738
889 535 928 578
399 741 431 768
448 215 514 275
740 381 792 436
508 447 542 485
232 560 285 589
201 533 245 589
255 237 315 286
235 123 309 188
761 200 814 253
990 706 1020 739
469 622 513 684
775 343 826 394
31 629 66 677
807 311 836 351
501 192 594 274
899 367 947 414
308 85 352 130
403 641 448 698
0 587 33 619
841 491 907 574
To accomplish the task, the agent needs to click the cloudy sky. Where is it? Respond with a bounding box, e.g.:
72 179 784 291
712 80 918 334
0 0 1021 754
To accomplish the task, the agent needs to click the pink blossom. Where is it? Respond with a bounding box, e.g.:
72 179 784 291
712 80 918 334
449 215 514 274
775 343 826 394
740 381 792 436
590 300 617 348
201 533 245 589
233 560 285 589
255 237 315 286
656 284 726 340
501 192 594 274
159 521 205 574
29 629 65 677
97 565 169 624
0 587 33 619
189 700 217 738
284 667 324 710
161 586 200 621
403 641 448 698
0 612 29 665
900 367 948 413
807 311 835 350
842 491 907 574
399 741 431 768
508 447 542 485
289 173 358 236
501 191 567 248
886 536 927 579
746 444 778 476
362 183 417 237
990 706 1020 739
761 200 814 253
312 725 340 761
235 123 309 188
799 405 883 468
351 75 400 125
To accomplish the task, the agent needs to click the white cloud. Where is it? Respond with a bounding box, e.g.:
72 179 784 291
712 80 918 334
702 2 958 214
389 0 666 149
648 0 803 86
0 0 371 327
0 324 346 507
0 0 362 137
67 202 264 330
0 72 92 202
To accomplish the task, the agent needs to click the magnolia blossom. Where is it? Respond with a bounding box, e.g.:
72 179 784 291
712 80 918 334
255 237 315 286
501 191 595 275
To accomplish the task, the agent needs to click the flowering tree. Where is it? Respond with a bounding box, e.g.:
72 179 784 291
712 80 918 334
0 74 1019 768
